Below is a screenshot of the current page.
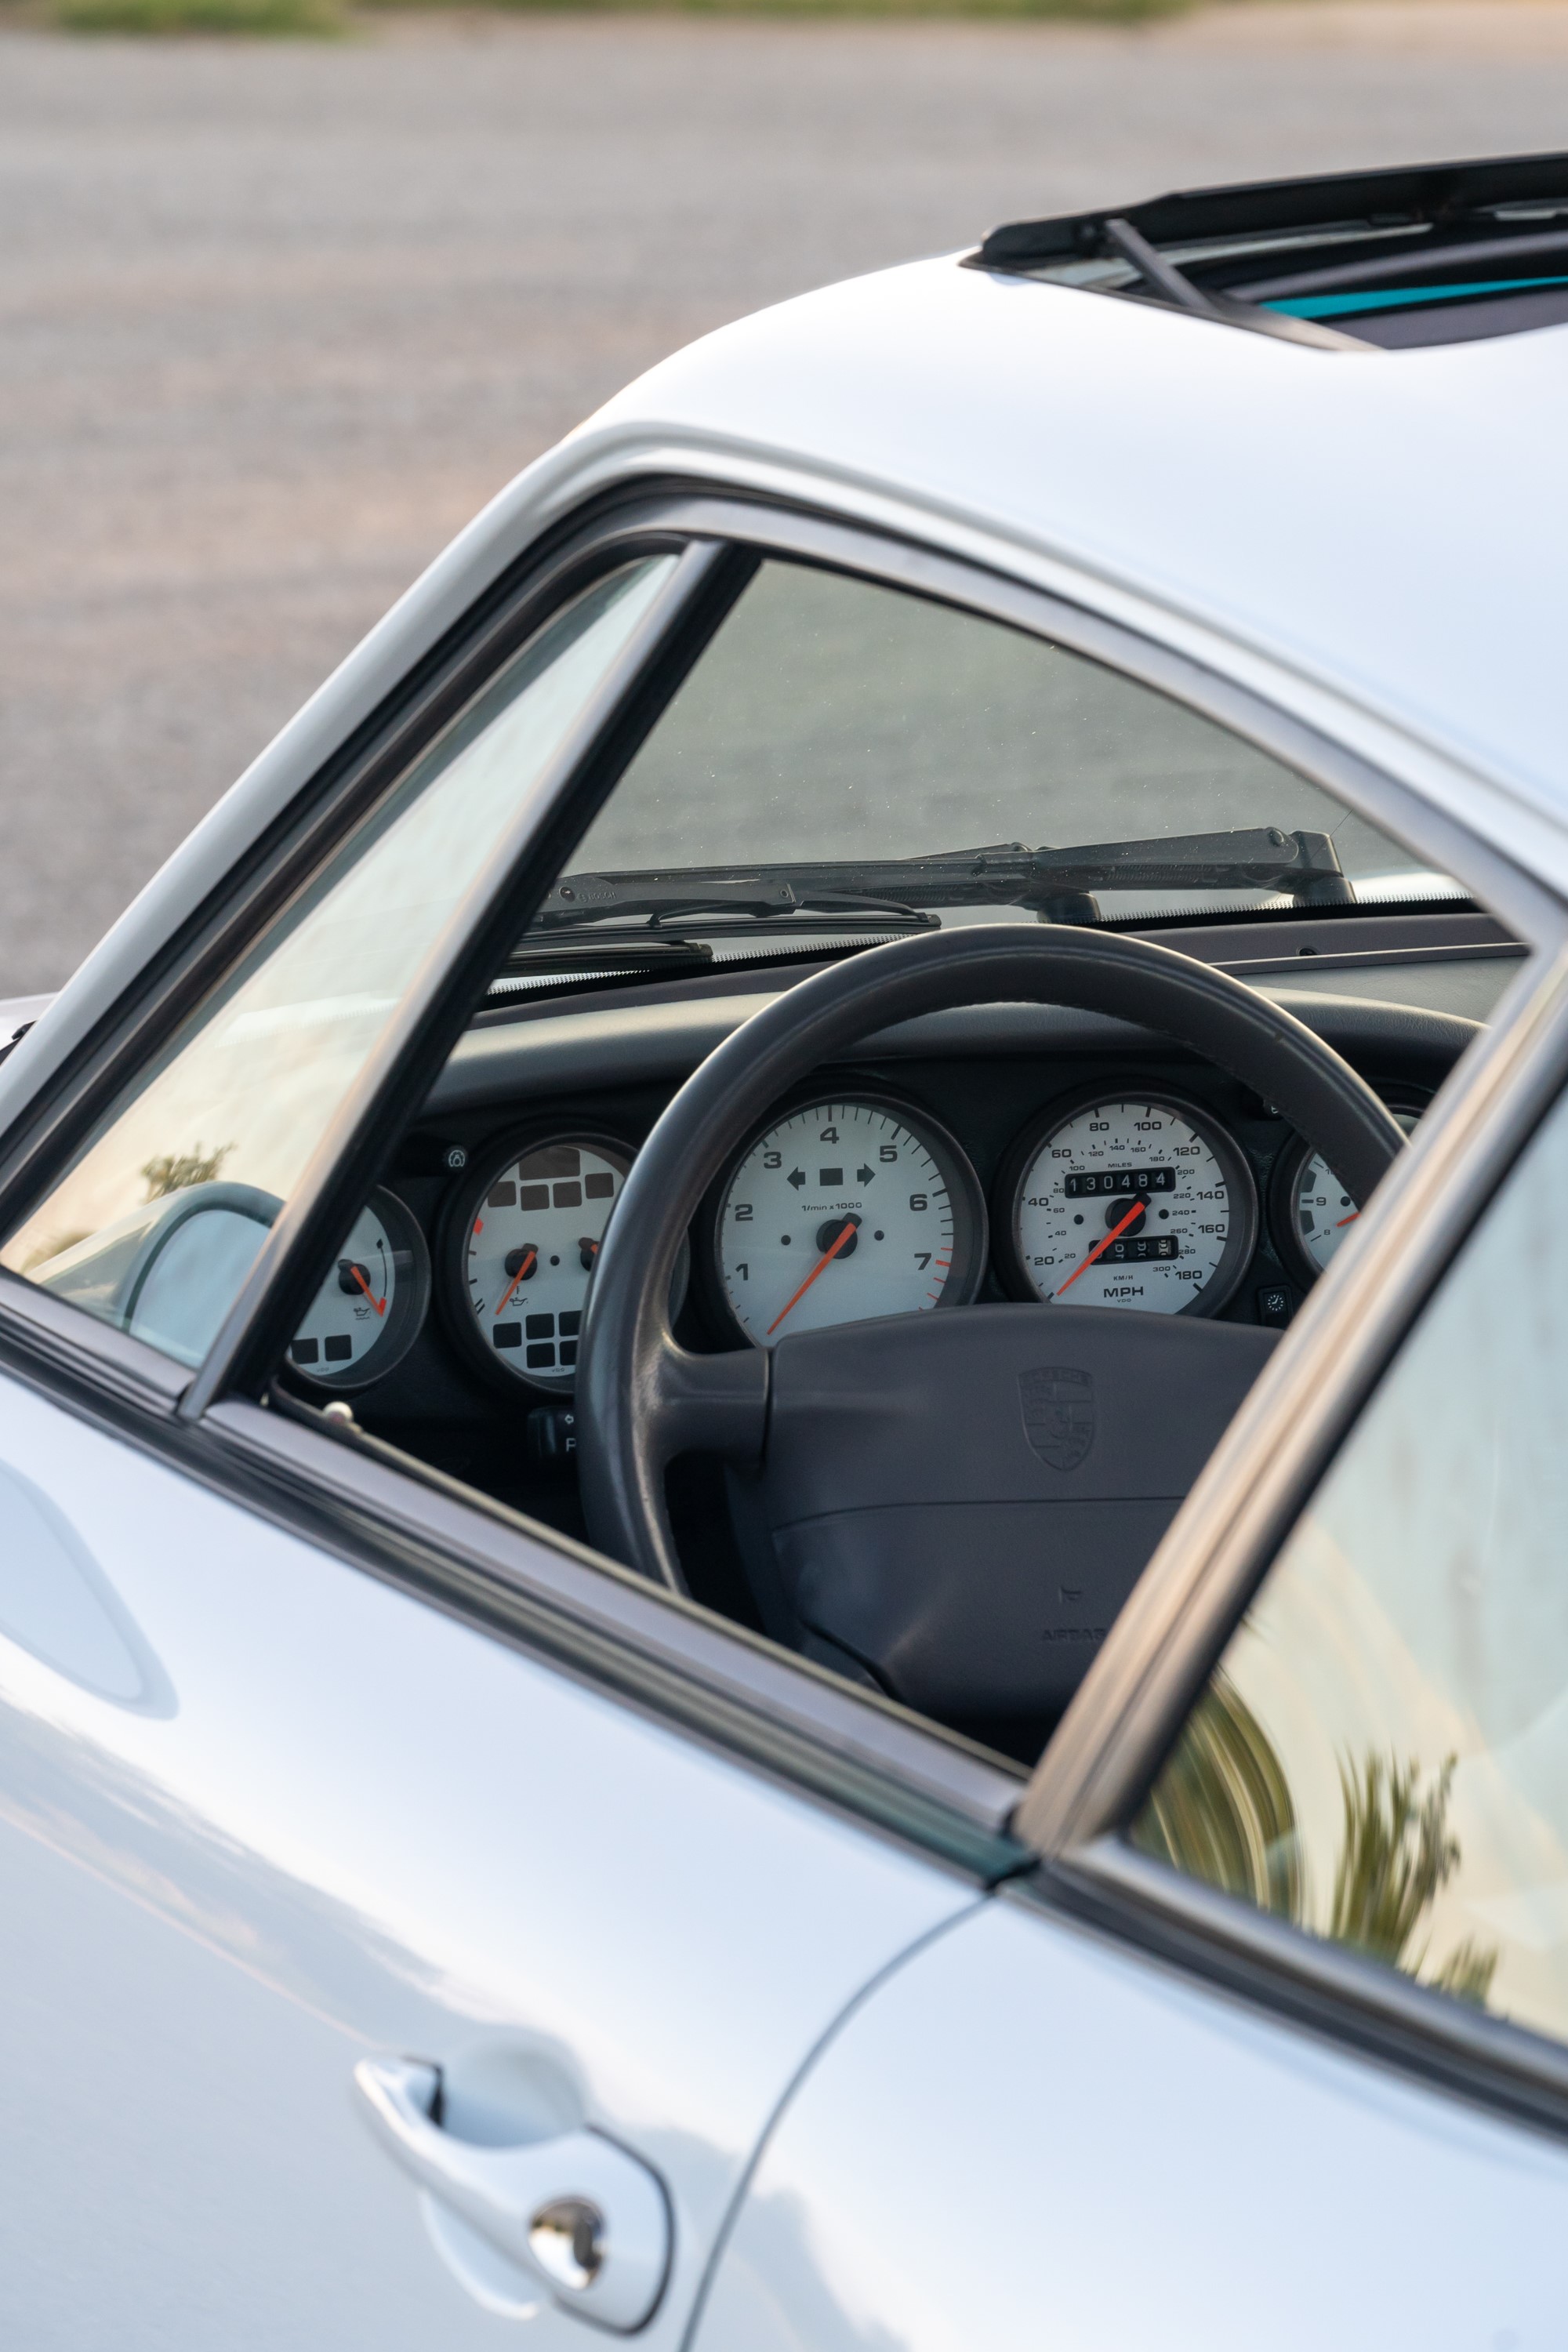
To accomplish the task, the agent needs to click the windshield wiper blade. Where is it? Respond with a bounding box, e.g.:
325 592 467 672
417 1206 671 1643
532 826 1354 932
533 876 943 931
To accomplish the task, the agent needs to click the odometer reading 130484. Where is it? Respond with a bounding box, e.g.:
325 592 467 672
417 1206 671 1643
714 1096 985 1347
1000 1091 1257 1318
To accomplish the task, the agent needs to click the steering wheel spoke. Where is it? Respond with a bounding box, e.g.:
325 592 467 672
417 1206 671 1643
648 1338 768 1469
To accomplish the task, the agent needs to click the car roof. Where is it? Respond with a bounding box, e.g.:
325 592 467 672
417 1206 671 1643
586 249 1568 830
6 217 1566 1133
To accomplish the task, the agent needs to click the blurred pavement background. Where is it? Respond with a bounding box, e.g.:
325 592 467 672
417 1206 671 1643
5 0 1568 991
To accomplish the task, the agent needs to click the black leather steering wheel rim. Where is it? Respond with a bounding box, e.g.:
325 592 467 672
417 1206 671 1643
576 923 1405 1592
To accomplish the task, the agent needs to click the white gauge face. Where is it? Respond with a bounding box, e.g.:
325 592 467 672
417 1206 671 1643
717 1099 978 1348
1292 1153 1359 1275
462 1136 630 1386
1013 1096 1243 1316
291 1204 397 1375
1291 1109 1419 1276
290 1192 429 1388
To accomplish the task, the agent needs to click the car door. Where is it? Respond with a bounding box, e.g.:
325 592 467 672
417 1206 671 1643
692 948 1568 2347
0 1350 1006 2349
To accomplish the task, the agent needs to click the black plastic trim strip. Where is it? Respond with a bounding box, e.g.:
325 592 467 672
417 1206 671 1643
0 1269 190 1415
1025 1839 1568 2146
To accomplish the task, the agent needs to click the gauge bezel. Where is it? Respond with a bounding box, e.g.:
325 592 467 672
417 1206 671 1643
437 1123 648 1396
993 1080 1259 1319
699 1081 989 1350
288 1184 431 1394
1269 1095 1428 1288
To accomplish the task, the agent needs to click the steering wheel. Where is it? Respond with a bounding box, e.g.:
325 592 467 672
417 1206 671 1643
575 925 1403 1731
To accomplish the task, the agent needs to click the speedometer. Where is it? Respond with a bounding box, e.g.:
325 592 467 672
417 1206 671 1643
711 1093 986 1348
996 1087 1257 1317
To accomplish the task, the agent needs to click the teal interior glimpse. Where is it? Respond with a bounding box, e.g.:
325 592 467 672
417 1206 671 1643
1267 274 1568 320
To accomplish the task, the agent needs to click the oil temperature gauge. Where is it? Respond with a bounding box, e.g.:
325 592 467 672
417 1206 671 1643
288 1187 430 1391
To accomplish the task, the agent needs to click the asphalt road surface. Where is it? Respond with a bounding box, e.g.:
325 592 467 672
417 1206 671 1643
5 1 1568 993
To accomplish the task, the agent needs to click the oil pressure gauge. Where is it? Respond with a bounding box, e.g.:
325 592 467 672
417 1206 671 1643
442 1128 634 1392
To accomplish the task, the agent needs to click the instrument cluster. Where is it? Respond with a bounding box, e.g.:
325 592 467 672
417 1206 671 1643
281 1076 1422 1403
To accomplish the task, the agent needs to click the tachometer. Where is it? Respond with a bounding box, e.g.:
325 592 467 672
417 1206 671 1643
443 1129 635 1391
996 1087 1256 1317
1274 1104 1421 1283
289 1186 430 1389
711 1093 986 1348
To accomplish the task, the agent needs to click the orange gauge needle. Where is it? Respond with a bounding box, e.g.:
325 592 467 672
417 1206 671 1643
349 1265 387 1318
1054 1196 1150 1301
493 1247 538 1319
768 1218 859 1337
1334 1210 1359 1229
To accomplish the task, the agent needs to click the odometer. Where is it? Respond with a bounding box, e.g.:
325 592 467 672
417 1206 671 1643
713 1094 986 1348
996 1089 1257 1317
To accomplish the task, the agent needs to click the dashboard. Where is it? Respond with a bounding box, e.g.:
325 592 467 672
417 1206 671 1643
274 908 1512 1560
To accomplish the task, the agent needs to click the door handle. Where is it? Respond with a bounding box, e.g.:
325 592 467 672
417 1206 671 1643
354 2056 671 2331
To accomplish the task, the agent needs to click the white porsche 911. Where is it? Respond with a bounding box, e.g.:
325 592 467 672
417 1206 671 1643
1 149 1566 2347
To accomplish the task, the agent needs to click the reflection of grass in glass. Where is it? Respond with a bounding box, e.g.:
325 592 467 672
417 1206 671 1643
141 1143 233 1202
16 1232 90 1276
50 0 1185 28
56 0 339 29
1134 1679 1498 2009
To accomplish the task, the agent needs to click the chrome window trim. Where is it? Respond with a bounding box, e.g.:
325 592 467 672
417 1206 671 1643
1 485 1565 1902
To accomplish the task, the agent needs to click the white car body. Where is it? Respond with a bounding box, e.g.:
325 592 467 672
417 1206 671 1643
1 162 1566 2347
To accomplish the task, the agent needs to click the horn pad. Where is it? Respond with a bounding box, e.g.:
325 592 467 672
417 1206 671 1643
760 1304 1277 1729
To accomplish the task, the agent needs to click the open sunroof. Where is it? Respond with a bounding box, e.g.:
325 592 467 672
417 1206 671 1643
971 152 1568 351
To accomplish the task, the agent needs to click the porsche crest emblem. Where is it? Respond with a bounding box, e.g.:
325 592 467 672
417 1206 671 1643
1018 1366 1095 1472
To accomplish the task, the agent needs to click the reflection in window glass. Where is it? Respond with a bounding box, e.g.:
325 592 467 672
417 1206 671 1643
2 558 674 1363
1134 1084 1568 2038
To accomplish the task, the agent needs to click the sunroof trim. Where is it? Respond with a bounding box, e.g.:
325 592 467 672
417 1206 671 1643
970 151 1568 354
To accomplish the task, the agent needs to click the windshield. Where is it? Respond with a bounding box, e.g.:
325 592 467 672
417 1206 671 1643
546 558 1451 942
